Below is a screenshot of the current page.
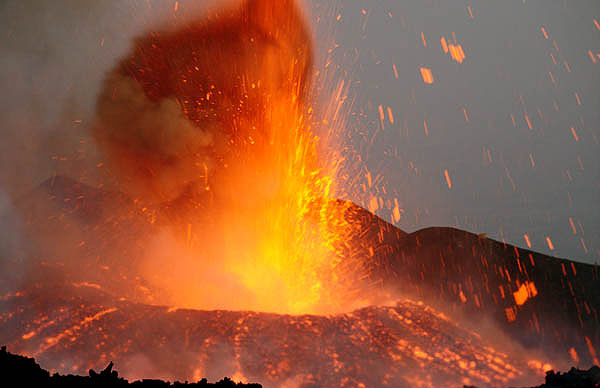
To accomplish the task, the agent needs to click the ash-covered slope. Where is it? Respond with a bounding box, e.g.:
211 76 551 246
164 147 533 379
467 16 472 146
370 225 600 366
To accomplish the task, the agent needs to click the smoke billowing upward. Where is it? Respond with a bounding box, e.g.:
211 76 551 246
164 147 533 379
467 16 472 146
0 0 227 201
84 0 372 315
92 0 313 203
93 71 214 202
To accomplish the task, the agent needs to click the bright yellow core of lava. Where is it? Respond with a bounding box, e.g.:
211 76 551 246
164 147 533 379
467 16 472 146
93 1 365 315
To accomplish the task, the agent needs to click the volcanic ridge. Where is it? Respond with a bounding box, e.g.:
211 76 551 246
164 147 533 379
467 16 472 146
0 176 598 387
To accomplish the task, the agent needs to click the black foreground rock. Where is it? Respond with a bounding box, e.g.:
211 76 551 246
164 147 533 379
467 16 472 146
0 346 261 387
534 366 600 388
3 346 600 388
466 366 600 388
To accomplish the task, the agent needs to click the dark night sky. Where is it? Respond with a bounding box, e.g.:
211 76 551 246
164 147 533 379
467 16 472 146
1 0 598 263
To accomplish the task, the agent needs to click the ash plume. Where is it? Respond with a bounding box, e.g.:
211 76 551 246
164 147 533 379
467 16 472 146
91 0 313 204
93 71 214 202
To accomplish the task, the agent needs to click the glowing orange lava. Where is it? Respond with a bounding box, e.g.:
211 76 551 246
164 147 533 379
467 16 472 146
93 0 364 315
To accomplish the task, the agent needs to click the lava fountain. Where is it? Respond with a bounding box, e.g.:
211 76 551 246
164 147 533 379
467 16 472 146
93 0 363 315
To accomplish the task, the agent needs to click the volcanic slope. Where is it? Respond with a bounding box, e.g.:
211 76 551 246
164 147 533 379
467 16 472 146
370 222 600 367
2 281 547 388
1 176 599 382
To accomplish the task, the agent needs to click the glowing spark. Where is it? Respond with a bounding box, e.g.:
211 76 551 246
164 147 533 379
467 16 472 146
548 71 557 87
387 107 394 124
505 307 516 322
505 167 516 191
449 44 466 63
420 67 434 84
444 169 452 189
569 347 579 363
392 199 402 223
441 37 448 53
523 234 531 248
546 237 554 250
581 238 589 253
524 114 532 130
459 290 467 303
570 127 579 141
569 218 577 234
585 337 600 366
466 6 473 19
513 281 538 306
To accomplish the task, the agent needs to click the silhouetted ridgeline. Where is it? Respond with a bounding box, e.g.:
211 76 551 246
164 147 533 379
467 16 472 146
2 346 600 388
466 366 600 388
0 346 261 387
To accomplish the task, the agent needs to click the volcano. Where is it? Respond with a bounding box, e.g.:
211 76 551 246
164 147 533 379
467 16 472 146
1 175 598 387
1 0 598 386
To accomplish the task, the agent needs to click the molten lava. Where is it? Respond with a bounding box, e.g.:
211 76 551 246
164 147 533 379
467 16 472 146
0 284 549 388
93 0 361 314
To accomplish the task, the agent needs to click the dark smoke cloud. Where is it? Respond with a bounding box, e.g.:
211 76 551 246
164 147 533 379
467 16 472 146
0 0 225 200
0 0 227 293
93 72 214 202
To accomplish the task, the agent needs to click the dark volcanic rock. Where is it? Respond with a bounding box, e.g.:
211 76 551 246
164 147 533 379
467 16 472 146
372 226 600 366
2 345 599 388
465 366 600 388
539 366 600 387
0 346 260 387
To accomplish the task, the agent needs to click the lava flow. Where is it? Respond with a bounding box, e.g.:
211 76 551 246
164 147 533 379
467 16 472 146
1 283 545 388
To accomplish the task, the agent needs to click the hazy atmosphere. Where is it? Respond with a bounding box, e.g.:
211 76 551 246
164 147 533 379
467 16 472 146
1 0 599 263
